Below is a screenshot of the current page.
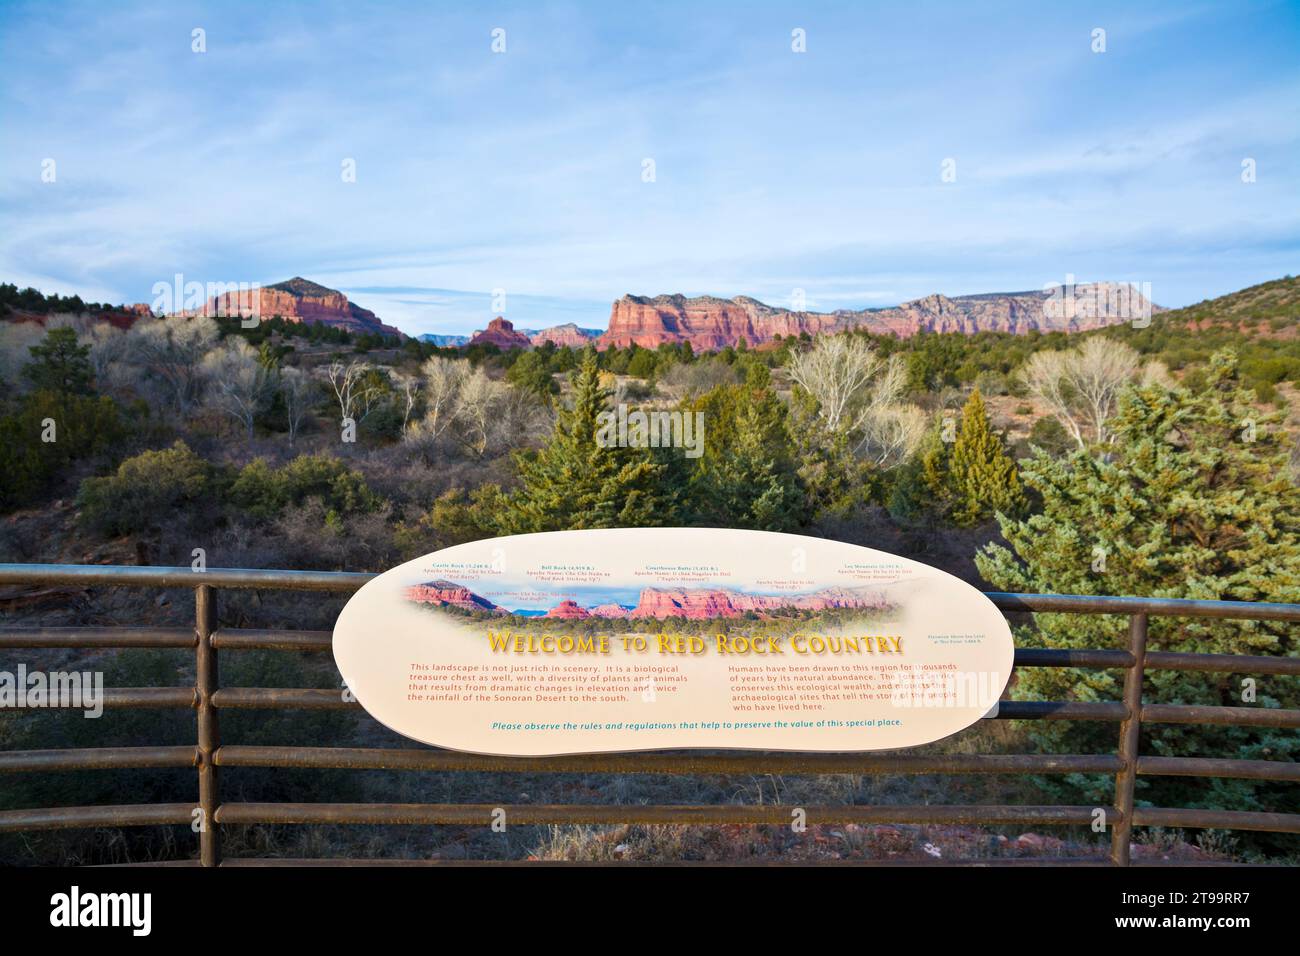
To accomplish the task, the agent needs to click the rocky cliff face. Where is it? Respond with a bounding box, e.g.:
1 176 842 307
598 284 1161 351
469 317 532 349
597 294 838 350
624 585 890 620
529 323 602 347
195 277 404 337
405 581 502 613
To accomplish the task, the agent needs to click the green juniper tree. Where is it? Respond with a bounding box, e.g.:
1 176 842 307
683 363 808 530
977 350 1300 838
496 346 680 532
948 387 1026 525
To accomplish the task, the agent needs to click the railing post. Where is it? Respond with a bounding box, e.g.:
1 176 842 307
195 584 220 867
1111 612 1147 865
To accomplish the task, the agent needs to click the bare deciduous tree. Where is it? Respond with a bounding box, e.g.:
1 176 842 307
393 371 422 433
1020 338 1166 448
453 367 511 459
280 366 314 445
126 315 220 417
659 359 739 399
201 339 273 440
325 359 387 426
789 336 924 463
787 334 889 432
404 356 470 454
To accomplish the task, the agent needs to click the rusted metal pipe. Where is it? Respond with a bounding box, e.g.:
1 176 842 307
0 746 198 772
215 802 1111 827
213 746 1122 776
195 584 220 867
1111 613 1148 866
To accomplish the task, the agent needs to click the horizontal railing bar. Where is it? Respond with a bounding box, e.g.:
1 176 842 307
211 628 333 651
0 804 197 832
26 687 198 709
212 688 356 710
214 746 1122 776
995 701 1127 721
1137 756 1300 782
0 564 372 592
0 627 195 648
1145 651 1300 676
212 857 1266 867
0 746 198 772
1131 807 1300 833
1014 648 1133 668
214 803 1110 826
986 592 1300 621
217 856 1118 867
1141 704 1300 728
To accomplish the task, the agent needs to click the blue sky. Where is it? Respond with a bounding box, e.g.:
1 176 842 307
1 0 1297 336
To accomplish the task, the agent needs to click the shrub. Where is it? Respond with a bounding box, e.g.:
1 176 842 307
228 454 381 522
75 440 213 535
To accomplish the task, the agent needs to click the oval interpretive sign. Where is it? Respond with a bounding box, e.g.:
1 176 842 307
333 528 1014 756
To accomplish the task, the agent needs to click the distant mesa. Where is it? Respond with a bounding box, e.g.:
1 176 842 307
417 332 470 347
588 603 632 619
529 323 602 348
191 277 405 338
468 316 532 350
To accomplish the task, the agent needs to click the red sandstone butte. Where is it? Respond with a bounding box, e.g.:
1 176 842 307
469 316 533 349
196 277 404 337
545 599 591 619
405 581 501 613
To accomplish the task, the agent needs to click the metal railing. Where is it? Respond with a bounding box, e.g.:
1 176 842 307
1 563 1298 867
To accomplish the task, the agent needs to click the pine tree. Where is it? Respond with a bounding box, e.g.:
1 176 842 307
22 326 94 395
683 364 808 530
497 347 679 532
976 350 1300 826
948 387 1025 525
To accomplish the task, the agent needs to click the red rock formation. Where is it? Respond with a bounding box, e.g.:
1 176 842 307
545 599 590 619
588 603 631 619
529 323 601 347
598 285 1162 352
194 277 404 337
628 585 889 620
469 317 532 350
598 295 837 351
405 581 501 613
